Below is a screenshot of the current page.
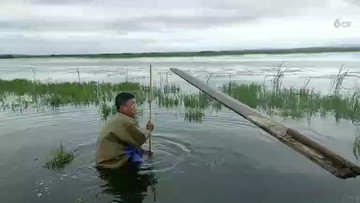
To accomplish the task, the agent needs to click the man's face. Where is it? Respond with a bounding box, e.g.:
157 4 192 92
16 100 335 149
120 98 136 118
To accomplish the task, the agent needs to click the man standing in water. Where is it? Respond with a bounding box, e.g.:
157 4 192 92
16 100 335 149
96 92 154 169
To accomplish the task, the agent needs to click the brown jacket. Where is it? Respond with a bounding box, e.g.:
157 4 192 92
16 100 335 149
96 113 151 169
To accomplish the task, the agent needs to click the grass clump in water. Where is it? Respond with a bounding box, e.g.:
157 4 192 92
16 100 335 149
45 143 74 169
185 108 204 123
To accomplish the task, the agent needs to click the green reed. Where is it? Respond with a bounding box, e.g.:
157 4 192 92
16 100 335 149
2 74 360 125
222 81 360 123
0 79 146 110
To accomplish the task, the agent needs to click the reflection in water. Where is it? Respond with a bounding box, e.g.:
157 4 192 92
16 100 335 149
97 167 157 203
184 108 204 123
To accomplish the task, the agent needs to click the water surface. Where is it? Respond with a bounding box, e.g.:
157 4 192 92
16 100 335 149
1 53 360 203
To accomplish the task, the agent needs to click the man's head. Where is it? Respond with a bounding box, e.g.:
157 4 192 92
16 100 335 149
116 92 136 118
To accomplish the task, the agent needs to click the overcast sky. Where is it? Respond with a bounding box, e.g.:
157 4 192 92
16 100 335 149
0 0 360 54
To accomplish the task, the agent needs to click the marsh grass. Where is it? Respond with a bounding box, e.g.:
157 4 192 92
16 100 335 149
100 103 112 121
0 79 146 113
45 143 74 169
222 82 260 108
153 84 215 122
222 81 360 123
2 70 360 125
157 93 181 108
4 68 360 159
183 92 211 109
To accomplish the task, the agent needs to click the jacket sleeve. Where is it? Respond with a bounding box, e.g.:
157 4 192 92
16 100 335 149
112 119 151 148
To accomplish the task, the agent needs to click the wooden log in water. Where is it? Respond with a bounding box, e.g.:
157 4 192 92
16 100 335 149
170 68 360 179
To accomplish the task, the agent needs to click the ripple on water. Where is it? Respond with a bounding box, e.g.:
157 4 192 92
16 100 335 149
0 107 99 136
140 134 192 173
62 133 193 183
203 110 254 130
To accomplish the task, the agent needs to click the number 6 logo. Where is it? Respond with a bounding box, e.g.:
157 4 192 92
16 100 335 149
334 18 352 28
334 18 341 28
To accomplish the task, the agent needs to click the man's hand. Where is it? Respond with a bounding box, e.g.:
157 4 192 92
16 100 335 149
145 150 153 157
140 148 153 157
146 119 154 131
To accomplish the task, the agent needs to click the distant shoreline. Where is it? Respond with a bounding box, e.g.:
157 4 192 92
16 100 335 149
1 47 360 59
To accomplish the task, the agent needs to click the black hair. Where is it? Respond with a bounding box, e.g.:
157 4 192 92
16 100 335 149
115 92 135 112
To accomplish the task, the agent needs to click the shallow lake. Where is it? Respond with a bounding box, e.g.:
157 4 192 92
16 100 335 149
1 52 360 203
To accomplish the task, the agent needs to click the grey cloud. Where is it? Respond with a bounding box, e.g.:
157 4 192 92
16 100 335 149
344 0 360 6
0 11 259 34
29 0 329 9
30 0 94 5
0 33 159 54
1 0 359 54
2 0 356 34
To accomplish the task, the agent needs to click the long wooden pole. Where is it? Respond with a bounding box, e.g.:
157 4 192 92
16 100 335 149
170 68 360 179
149 65 153 152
